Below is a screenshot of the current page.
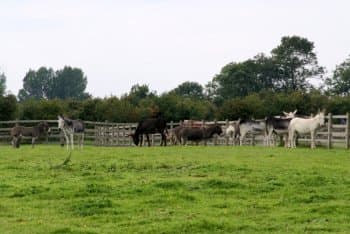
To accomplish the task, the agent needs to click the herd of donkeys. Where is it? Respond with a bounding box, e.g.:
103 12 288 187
9 110 326 149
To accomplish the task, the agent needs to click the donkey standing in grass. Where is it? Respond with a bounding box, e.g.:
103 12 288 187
265 110 297 147
58 115 85 150
179 124 223 145
288 110 326 149
225 122 239 145
11 121 51 148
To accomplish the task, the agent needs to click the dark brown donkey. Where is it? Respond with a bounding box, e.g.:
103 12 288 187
11 121 51 148
179 124 223 145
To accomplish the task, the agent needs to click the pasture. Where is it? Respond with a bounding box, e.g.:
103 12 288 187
1 146 350 233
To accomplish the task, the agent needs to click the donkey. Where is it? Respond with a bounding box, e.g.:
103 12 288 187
225 121 240 145
179 124 223 145
237 119 267 146
11 121 51 148
265 110 297 147
130 116 167 147
58 115 85 150
167 125 184 145
288 111 326 149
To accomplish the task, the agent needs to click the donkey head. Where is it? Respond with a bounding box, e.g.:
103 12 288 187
283 109 297 118
317 110 326 126
58 115 73 130
212 125 223 136
57 115 65 130
39 121 51 134
127 133 139 146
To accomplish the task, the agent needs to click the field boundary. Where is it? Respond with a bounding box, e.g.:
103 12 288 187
0 113 349 148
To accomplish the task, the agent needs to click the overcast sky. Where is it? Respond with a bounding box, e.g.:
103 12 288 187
1 0 349 97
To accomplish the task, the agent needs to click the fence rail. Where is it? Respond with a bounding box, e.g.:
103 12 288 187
0 113 349 148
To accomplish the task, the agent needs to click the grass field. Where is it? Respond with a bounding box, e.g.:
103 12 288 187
1 145 350 233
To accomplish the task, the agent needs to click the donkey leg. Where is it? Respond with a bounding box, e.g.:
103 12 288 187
163 133 167 146
146 134 151 147
239 133 245 146
16 136 21 148
70 134 74 150
65 135 69 150
12 137 15 148
81 134 84 149
287 131 292 148
31 137 36 148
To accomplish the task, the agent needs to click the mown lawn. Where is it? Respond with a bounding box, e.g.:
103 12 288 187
0 145 350 233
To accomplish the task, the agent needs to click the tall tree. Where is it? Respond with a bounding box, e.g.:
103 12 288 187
208 55 277 102
124 84 156 106
271 35 324 91
18 67 54 101
50 66 88 100
18 66 89 100
171 81 204 99
0 94 17 120
0 72 6 96
325 56 350 96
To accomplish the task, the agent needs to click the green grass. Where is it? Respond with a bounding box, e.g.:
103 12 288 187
1 145 350 233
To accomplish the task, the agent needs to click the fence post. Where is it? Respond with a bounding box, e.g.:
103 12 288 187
115 124 119 146
214 119 218 146
94 124 98 146
346 113 349 149
327 113 332 149
202 120 207 146
225 119 229 146
122 124 126 146
129 125 132 146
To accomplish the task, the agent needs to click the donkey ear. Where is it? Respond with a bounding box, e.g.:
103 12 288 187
293 109 297 114
283 111 288 116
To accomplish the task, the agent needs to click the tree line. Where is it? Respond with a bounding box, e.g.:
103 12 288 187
1 35 350 122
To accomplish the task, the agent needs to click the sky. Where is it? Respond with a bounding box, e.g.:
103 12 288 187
1 0 349 97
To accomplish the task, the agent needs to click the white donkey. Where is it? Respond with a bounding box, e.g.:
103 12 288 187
58 115 85 150
288 111 325 149
225 121 239 145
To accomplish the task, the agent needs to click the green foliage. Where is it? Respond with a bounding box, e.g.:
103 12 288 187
18 99 67 120
0 72 6 96
326 55 350 96
50 66 89 100
271 35 324 91
18 66 89 101
18 67 54 100
1 146 350 233
208 36 324 103
123 84 156 106
171 81 204 99
0 94 17 120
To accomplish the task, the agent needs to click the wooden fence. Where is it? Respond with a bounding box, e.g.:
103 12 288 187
0 113 349 148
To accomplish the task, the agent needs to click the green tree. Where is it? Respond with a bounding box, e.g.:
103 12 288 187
0 94 17 120
271 35 324 91
171 81 204 99
325 56 350 96
18 66 89 101
207 53 282 103
18 67 54 101
210 59 262 101
50 66 89 100
123 84 156 106
0 72 6 96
